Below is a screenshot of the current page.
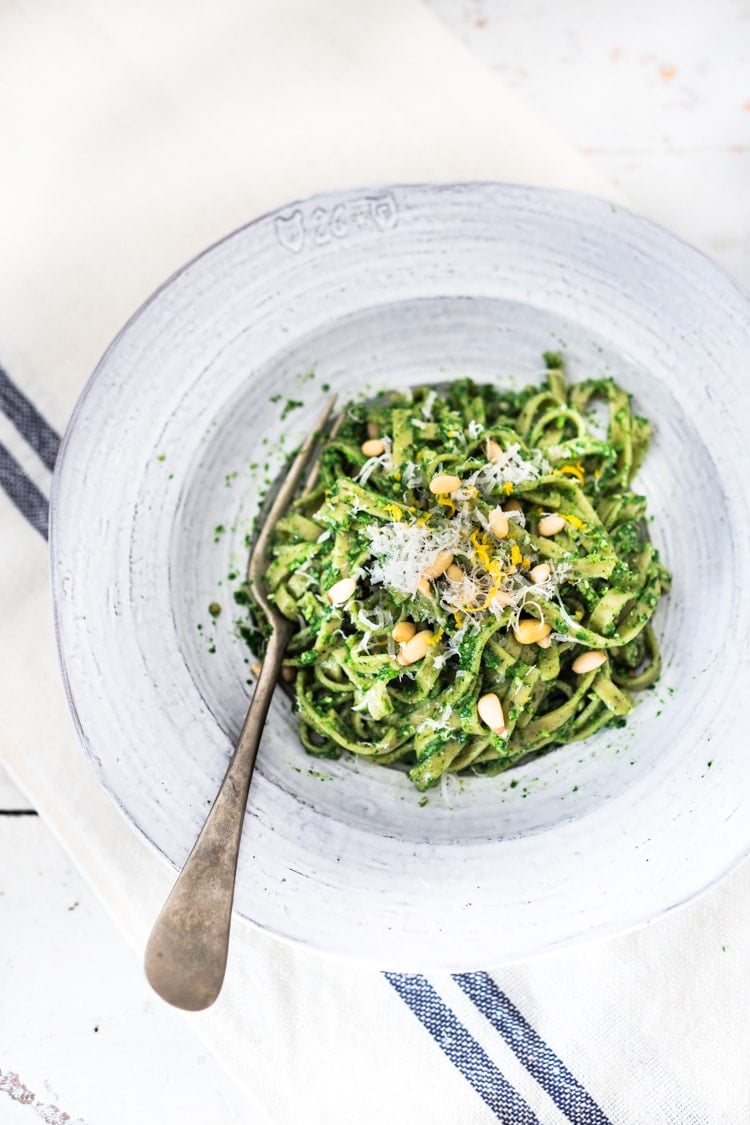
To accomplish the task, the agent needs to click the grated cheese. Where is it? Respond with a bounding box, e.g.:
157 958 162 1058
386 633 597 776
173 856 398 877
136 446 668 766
366 522 459 596
420 390 438 420
468 442 550 494
400 461 422 489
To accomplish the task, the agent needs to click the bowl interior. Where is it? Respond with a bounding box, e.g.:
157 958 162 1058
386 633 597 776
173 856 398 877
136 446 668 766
170 293 716 843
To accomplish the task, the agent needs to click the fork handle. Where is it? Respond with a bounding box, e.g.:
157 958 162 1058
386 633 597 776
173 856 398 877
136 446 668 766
144 620 293 1010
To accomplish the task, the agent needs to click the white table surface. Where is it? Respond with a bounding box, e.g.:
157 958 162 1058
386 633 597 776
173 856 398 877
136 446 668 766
2 2 747 1121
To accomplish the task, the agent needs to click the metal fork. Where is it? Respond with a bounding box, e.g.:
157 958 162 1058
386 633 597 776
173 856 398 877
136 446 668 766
144 396 337 1010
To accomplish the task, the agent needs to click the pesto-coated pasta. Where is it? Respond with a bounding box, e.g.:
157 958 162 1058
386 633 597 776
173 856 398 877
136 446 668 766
249 354 671 791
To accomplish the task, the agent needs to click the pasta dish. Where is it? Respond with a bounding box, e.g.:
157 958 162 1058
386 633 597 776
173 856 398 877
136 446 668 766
255 354 671 790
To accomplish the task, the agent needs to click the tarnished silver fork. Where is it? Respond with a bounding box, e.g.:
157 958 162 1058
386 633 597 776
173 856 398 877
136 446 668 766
144 396 337 1010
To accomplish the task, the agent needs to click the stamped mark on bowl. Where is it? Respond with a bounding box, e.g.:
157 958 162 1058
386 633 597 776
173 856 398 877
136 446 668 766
274 191 398 253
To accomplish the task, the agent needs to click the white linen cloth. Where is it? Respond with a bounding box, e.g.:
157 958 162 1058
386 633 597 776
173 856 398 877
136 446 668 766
1 2 748 1122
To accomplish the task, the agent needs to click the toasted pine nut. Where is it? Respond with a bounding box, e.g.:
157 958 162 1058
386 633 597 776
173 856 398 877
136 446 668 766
397 629 434 666
491 589 514 608
477 692 506 734
446 563 464 582
326 576 356 605
280 665 296 682
250 660 262 677
536 633 553 649
529 562 551 585
392 620 416 643
417 576 432 597
423 549 454 579
366 421 380 439
488 507 509 539
538 513 565 537
429 473 462 495
572 650 607 674
513 618 552 645
504 498 524 513
361 438 386 457
486 438 502 463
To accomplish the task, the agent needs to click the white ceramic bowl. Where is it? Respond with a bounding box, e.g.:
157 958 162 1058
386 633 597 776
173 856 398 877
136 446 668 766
51 183 750 969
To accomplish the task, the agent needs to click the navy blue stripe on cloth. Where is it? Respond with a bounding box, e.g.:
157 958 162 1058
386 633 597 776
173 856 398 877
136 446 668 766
0 443 49 539
0 365 60 472
384 973 541 1124
454 973 611 1125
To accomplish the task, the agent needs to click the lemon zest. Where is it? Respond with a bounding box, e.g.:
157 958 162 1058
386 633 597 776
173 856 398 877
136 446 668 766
470 529 491 568
465 576 505 613
559 463 585 484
